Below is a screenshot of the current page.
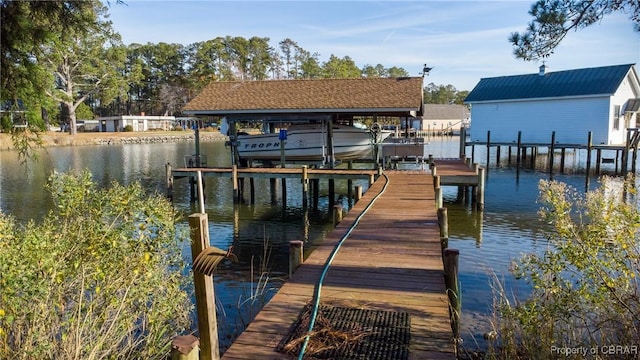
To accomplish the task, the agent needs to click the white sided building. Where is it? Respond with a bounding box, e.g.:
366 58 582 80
464 64 640 145
95 115 175 132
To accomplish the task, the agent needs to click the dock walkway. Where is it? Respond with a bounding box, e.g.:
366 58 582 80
221 170 454 359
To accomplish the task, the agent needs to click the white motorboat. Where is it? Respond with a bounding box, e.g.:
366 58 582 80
234 123 390 162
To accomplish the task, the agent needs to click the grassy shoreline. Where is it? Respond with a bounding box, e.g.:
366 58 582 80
0 130 227 150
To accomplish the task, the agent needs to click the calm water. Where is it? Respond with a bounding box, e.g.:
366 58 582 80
0 137 631 352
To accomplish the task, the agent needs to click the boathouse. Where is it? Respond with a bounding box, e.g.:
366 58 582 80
464 63 640 145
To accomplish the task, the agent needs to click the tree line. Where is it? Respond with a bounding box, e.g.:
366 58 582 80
1 1 470 135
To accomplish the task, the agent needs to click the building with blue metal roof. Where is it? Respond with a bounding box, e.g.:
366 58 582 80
464 64 639 145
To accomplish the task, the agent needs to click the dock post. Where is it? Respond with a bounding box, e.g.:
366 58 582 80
623 130 631 175
459 126 466 157
516 131 522 174
434 175 441 189
333 204 343 226
188 213 220 360
596 149 602 175
435 186 443 210
289 240 304 277
586 132 593 177
486 130 491 170
443 248 461 354
560 148 566 173
549 131 556 178
477 167 485 211
301 165 309 208
166 163 174 200
270 178 277 205
171 335 199 360
232 165 239 201
437 207 448 239
354 185 363 202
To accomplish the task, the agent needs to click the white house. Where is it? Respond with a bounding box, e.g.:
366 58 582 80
95 115 175 132
464 64 640 145
421 104 470 135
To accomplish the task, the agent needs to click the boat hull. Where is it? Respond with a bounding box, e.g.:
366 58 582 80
237 126 381 161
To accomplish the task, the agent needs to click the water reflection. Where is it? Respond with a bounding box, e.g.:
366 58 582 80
2 136 637 353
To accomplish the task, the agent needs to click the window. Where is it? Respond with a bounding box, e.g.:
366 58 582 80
613 105 620 130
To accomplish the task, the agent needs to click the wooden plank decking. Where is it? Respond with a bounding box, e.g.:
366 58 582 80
431 158 479 186
221 170 454 359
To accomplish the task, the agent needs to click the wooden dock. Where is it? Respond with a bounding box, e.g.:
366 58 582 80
221 170 455 359
430 158 485 210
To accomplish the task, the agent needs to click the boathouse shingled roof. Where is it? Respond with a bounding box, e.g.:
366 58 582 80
182 77 424 116
464 64 637 103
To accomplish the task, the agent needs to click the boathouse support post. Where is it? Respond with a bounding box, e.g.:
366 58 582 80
560 148 566 173
549 131 556 178
289 240 304 277
166 163 173 200
596 149 602 175
301 165 309 208
188 213 220 360
443 248 461 353
270 178 277 205
496 145 501 167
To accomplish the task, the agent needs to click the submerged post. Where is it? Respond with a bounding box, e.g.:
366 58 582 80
188 213 219 360
171 335 199 360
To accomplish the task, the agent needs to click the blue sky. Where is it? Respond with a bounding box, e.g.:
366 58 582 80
107 1 640 91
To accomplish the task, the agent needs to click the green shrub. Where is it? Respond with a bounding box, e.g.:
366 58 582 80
123 124 134 132
491 176 640 359
0 171 192 359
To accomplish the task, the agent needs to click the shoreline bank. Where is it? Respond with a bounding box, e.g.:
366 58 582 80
0 130 227 150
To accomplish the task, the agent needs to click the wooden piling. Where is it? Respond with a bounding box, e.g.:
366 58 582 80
549 131 556 177
477 167 485 211
171 335 200 360
443 248 461 350
586 132 593 177
354 185 363 202
333 203 343 226
166 163 174 200
188 213 220 360
232 165 239 201
435 186 443 210
486 130 491 169
301 165 309 208
289 240 304 278
516 131 522 173
437 207 448 239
